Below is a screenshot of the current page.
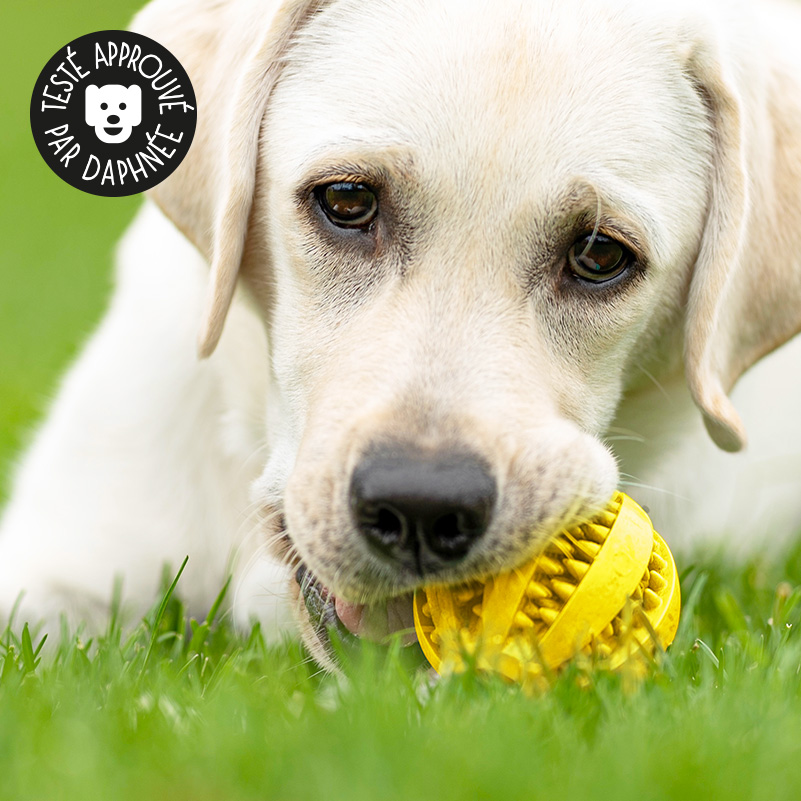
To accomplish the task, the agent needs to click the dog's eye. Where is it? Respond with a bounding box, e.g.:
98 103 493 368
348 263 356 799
100 103 108 110
568 233 631 283
316 182 378 229
120 103 127 111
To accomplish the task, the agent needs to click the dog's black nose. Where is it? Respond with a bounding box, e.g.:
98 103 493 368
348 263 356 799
350 450 496 571
107 115 121 124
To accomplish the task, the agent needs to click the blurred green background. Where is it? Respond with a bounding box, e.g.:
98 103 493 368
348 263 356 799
0 0 144 504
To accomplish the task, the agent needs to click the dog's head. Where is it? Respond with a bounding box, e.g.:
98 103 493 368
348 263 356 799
85 84 142 144
134 0 801 666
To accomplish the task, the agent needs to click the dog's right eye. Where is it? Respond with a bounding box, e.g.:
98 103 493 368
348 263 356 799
315 182 378 229
100 103 108 110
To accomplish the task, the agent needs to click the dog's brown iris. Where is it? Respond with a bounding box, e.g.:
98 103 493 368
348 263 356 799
568 233 630 282
317 182 378 228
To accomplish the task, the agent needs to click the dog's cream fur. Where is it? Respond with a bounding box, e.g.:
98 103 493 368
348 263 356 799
3 0 801 654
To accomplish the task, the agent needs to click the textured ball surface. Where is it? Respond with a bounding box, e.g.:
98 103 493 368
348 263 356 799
413 492 680 684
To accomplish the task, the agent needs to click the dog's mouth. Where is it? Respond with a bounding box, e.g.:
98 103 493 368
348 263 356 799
295 564 419 662
104 126 123 135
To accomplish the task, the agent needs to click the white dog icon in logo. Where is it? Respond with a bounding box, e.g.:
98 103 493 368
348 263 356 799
85 84 142 144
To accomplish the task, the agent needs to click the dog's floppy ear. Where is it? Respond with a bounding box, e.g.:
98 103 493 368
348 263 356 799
131 0 328 357
681 13 801 451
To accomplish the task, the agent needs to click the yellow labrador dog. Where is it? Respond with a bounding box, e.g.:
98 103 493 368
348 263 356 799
3 0 801 667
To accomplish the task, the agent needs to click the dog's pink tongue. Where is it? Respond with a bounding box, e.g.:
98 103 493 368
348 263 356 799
334 598 366 635
335 595 417 644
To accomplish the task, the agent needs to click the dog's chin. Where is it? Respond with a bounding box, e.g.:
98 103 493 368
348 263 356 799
293 564 419 671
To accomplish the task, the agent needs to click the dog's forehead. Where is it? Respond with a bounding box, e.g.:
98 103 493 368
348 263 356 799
270 0 707 180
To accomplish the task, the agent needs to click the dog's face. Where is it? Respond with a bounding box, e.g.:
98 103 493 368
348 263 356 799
252 0 711 657
136 0 801 665
85 84 142 144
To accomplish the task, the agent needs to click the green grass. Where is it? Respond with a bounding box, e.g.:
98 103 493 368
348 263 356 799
1 551 801 800
5 2 801 799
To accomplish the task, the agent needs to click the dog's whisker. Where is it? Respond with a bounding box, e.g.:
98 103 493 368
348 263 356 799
635 363 673 402
231 541 273 617
230 500 275 549
578 183 603 259
227 505 282 583
235 440 271 481
605 425 647 439
618 479 688 501
281 652 320 676
230 503 295 624
306 665 331 681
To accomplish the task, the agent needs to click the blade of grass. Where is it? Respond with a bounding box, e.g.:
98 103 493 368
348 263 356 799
139 556 189 678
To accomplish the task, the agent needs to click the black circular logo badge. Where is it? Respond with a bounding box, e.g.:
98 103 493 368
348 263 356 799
30 30 196 197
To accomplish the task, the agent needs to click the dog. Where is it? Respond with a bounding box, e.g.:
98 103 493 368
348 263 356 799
3 0 801 669
85 84 143 144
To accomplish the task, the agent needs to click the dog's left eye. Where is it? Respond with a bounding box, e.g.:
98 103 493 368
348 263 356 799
316 182 378 229
567 233 631 283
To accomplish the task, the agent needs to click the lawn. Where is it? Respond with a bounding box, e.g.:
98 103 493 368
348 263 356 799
1 553 801 800
4 2 801 800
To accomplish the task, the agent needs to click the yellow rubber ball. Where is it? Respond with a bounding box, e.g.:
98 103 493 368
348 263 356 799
413 492 681 685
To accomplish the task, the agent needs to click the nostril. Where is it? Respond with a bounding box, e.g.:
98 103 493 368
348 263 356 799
372 506 405 545
106 115 121 125
428 511 475 559
356 503 407 555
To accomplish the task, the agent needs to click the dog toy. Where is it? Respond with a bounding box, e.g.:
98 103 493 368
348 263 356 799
413 492 680 685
